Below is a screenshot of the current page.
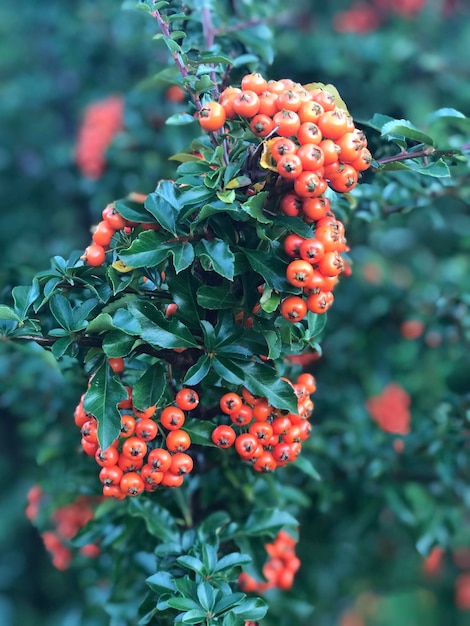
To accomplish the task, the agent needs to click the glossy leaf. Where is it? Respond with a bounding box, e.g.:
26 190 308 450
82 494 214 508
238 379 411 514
132 362 167 411
83 362 128 449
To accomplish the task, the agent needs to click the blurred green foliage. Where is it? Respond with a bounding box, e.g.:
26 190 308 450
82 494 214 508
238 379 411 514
1 1 470 625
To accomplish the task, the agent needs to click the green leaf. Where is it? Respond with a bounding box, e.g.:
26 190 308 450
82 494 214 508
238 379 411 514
49 294 74 331
132 362 167 411
145 180 182 236
183 417 216 446
83 362 128 449
166 112 195 126
232 597 268 620
118 231 170 268
363 113 396 132
379 158 450 177
293 456 321 480
114 199 153 223
128 498 178 542
51 336 74 359
271 215 315 238
263 330 282 360
214 593 246 614
196 285 240 310
12 283 40 320
176 555 205 576
197 239 235 281
183 355 212 386
72 298 98 329
180 609 208 624
146 571 177 594
305 311 327 341
113 309 141 335
427 107 467 124
215 553 252 572
102 330 136 357
85 313 114 334
0 305 21 323
169 270 201 327
212 357 245 386
167 597 201 611
129 301 199 349
381 119 435 146
196 583 215 612
243 249 291 292
169 242 195 273
244 509 298 537
240 192 272 224
243 362 298 412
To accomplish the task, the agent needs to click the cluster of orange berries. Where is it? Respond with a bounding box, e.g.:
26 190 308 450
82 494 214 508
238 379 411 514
366 382 411 435
199 73 371 194
211 373 316 473
75 95 124 180
198 73 370 324
82 199 157 267
75 359 199 497
25 489 99 570
238 530 300 593
280 199 348 322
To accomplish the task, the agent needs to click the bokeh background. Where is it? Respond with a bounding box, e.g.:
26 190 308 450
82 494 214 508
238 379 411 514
1 0 470 624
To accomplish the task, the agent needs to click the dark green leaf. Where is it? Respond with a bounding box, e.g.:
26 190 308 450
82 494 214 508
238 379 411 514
85 313 114 334
102 330 136 357
232 597 268 620
381 119 435 146
166 112 196 125
243 508 298 537
146 571 177 594
215 553 252 572
114 199 154 223
183 417 216 446
49 294 74 331
243 249 291 292
180 609 208 624
243 362 298 412
292 456 321 480
271 215 315 238
305 311 327 341
132 362 167 411
169 242 195 273
212 357 245 386
145 180 182 236
379 158 450 177
214 593 246 615
176 555 205 576
12 283 40 320
129 301 199 349
197 239 235 281
128 498 178 542
240 192 272 224
51 337 74 359
196 582 215 612
112 308 141 335
183 355 212 386
166 597 201 611
118 231 170 268
196 285 240 310
83 362 128 449
169 270 201 327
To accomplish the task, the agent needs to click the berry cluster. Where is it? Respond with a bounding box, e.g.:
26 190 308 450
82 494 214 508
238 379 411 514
366 382 411 435
197 73 371 324
25 484 42 522
211 373 316 473
238 530 300 593
39 496 98 570
200 74 371 194
75 95 124 180
75 363 198 497
280 204 347 321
